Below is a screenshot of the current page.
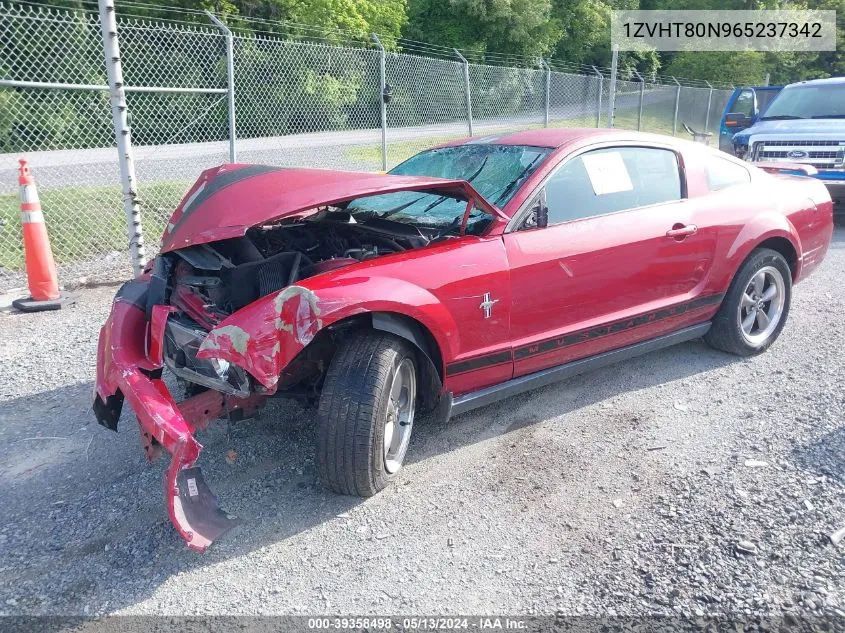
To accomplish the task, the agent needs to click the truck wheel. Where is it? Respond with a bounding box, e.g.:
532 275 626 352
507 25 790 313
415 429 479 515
705 248 792 357
317 331 417 497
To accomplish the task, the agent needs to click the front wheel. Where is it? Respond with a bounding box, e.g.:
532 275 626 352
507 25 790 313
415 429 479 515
705 248 792 357
317 331 417 497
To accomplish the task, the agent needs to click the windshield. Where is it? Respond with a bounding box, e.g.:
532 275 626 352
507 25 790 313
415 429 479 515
761 84 845 119
343 144 551 235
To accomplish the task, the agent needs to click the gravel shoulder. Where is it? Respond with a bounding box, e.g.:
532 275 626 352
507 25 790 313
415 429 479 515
0 229 843 617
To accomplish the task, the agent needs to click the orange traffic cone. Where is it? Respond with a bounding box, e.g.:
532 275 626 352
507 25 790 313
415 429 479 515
12 159 72 312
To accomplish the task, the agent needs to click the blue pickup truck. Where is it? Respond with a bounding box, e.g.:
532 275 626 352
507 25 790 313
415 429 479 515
727 77 845 220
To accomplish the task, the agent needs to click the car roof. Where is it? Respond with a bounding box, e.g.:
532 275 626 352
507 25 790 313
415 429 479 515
439 127 688 150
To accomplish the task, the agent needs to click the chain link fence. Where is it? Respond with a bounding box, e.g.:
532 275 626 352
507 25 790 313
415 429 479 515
233 35 383 171
0 1 736 291
0 3 127 286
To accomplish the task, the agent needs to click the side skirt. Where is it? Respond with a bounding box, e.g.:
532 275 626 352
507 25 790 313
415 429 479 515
449 322 711 418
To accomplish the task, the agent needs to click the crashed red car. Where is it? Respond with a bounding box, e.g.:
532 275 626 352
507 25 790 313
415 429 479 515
94 128 833 550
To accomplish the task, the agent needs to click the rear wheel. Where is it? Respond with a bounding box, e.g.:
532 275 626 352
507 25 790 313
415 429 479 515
317 330 417 497
705 248 792 356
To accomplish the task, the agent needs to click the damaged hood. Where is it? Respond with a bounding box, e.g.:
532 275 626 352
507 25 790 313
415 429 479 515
161 164 506 252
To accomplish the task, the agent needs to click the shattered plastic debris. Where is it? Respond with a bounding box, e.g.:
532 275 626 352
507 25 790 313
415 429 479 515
743 459 769 468
735 540 758 555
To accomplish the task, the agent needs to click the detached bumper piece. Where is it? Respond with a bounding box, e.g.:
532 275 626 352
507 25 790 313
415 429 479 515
94 284 264 551
174 467 241 551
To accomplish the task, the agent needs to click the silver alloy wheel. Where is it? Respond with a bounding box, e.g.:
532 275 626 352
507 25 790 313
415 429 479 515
737 265 786 346
383 357 416 474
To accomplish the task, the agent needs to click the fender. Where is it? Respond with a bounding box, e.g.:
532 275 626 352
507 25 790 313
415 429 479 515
195 275 460 390
722 210 803 286
371 312 438 369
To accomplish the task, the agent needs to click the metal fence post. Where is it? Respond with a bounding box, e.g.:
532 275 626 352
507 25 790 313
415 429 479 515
633 70 645 131
591 66 603 128
205 11 236 163
671 76 682 137
454 49 473 137
372 34 387 171
704 80 714 134
539 59 550 128
98 0 145 275
607 44 618 128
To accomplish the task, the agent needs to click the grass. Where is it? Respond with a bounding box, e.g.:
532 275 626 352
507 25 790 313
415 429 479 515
344 133 467 168
548 112 677 137
0 180 189 271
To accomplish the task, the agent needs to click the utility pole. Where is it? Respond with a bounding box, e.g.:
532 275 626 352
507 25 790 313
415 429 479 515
539 59 551 128
591 66 603 128
99 0 145 275
608 44 618 128
671 76 682 137
205 11 236 163
633 70 645 131
372 34 387 171
454 49 473 137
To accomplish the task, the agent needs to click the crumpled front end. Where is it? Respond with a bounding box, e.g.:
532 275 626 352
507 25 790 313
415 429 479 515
93 277 264 551
92 165 484 550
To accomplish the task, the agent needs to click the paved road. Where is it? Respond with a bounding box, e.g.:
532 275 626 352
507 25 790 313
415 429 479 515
0 228 842 618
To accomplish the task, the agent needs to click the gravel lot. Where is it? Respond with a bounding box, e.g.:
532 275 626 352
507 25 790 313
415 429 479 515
0 229 843 619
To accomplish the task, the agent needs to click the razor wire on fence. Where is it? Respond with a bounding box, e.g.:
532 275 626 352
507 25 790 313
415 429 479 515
0 0 736 291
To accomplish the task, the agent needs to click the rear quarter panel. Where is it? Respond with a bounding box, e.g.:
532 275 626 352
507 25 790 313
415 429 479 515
701 170 832 292
681 149 830 295
778 175 834 278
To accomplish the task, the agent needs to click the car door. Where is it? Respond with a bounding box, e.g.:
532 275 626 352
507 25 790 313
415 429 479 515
720 88 756 152
504 144 718 378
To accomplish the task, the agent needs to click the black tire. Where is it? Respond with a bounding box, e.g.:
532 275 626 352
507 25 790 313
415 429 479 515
705 248 792 357
317 330 417 497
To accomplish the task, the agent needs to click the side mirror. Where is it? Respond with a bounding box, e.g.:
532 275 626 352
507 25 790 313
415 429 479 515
725 112 752 128
522 190 548 229
536 199 548 229
382 84 394 104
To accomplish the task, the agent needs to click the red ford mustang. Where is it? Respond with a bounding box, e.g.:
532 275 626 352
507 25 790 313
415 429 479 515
94 128 833 550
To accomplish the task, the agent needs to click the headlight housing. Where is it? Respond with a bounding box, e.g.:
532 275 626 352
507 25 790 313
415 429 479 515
163 318 250 397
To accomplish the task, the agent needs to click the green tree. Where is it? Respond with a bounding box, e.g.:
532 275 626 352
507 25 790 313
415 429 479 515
256 0 407 41
665 51 767 85
405 0 562 58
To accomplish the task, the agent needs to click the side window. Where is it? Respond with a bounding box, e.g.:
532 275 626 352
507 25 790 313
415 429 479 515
732 89 755 117
542 147 682 226
706 156 751 191
756 90 778 114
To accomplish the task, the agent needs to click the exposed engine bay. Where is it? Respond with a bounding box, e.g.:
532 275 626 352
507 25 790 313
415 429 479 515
149 211 436 398
158 211 433 320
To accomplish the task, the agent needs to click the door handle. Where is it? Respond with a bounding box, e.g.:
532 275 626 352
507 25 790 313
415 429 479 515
666 224 698 239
